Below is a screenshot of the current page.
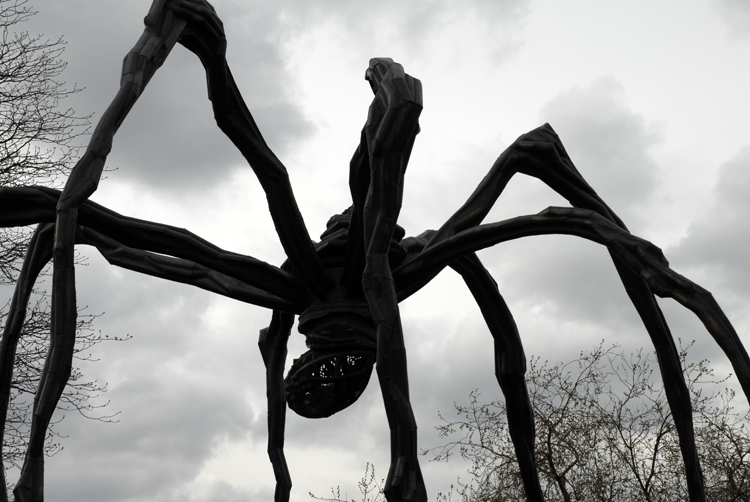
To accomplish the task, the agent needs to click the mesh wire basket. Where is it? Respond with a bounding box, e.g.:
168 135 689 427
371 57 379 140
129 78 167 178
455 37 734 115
285 349 375 418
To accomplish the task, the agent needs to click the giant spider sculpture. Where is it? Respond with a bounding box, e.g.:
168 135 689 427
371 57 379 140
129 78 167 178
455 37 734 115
1 1 749 501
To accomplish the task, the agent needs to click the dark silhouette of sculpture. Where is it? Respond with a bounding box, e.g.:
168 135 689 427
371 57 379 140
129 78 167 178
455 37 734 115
1 1 749 501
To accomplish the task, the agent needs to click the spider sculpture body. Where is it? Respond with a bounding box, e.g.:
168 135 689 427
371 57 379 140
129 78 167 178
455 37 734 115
1 1 749 502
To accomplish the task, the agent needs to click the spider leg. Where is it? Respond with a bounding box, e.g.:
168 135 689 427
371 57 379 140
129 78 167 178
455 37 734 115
12 11 190 500
201 62 333 298
172 1 334 299
397 209 750 404
2 186 310 499
258 311 294 502
449 253 543 502
397 207 750 501
0 186 310 307
359 58 425 502
399 234 542 499
399 124 715 499
77 227 303 312
339 131 369 296
400 124 621 299
0 224 54 501
425 123 621 247
12 228 79 502
57 6 187 211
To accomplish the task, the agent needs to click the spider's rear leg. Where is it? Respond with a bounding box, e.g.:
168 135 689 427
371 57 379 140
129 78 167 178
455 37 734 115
414 124 707 500
449 253 543 502
399 208 729 501
610 258 704 500
0 223 67 502
513 128 706 500
13 225 79 502
426 123 621 252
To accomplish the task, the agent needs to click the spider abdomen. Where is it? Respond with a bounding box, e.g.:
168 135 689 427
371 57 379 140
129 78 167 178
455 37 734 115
285 348 375 419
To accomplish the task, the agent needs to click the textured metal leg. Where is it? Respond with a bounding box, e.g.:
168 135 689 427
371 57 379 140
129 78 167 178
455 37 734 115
57 6 187 211
14 12 189 501
0 224 54 502
397 206 750 501
258 311 294 502
360 58 425 502
77 227 303 313
173 1 333 298
395 123 713 500
340 131 370 297
397 208 750 408
609 259 703 500
450 253 543 502
364 248 424 502
0 186 309 307
12 219 79 502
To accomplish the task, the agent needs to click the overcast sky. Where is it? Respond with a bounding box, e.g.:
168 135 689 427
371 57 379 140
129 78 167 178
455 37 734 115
5 0 750 501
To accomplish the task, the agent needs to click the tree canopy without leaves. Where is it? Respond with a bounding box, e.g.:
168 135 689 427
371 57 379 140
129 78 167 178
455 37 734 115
426 343 750 502
310 462 386 502
0 0 125 491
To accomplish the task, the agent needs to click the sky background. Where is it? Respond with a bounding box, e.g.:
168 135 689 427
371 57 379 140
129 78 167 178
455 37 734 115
4 0 750 500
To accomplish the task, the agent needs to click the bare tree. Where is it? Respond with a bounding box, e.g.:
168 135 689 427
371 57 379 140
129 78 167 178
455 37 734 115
426 343 750 502
0 0 126 490
310 463 386 502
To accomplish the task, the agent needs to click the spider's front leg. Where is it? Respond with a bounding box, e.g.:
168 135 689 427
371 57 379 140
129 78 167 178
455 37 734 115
483 126 705 499
360 59 425 502
171 0 334 299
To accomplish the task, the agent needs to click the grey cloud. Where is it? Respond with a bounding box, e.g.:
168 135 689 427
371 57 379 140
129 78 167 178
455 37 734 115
47 384 255 501
45 335 260 502
539 76 663 230
158 481 270 502
12 3 747 502
275 0 529 62
670 146 750 298
74 264 209 353
486 237 646 328
714 0 750 39
22 0 528 195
